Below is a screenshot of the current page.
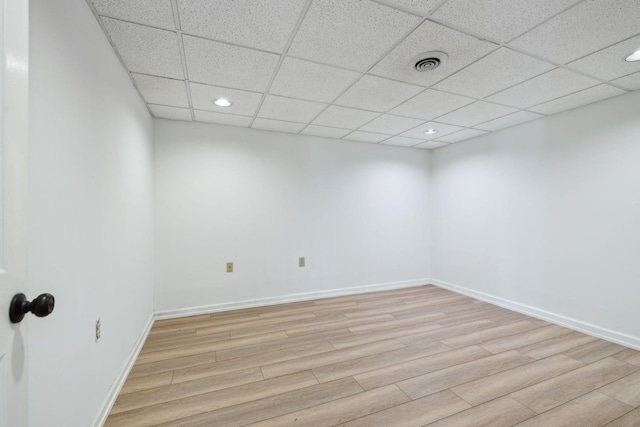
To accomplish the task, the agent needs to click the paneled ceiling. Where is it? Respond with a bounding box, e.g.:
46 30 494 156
88 0 640 150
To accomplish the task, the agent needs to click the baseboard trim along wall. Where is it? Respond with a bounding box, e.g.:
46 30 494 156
92 313 155 427
155 278 430 320
431 278 640 351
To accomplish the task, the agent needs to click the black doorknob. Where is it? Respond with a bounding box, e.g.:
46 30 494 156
9 293 55 323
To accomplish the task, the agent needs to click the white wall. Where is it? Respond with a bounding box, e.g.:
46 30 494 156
28 0 155 426
430 90 640 348
154 120 430 313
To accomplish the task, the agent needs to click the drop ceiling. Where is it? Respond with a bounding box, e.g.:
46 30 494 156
88 0 640 150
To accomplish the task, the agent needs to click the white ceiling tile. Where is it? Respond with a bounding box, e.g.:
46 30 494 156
269 58 360 103
381 136 424 147
335 75 423 112
177 0 306 52
379 0 442 16
487 68 600 109
252 118 306 133
433 48 555 99
414 141 449 149
132 73 189 107
101 18 184 79
194 110 253 127
436 101 518 127
190 83 262 116
149 105 192 121
344 131 390 143
528 84 627 115
359 114 424 134
475 111 543 131
91 0 175 29
568 35 640 81
432 0 581 43
301 125 352 139
312 106 380 129
436 129 488 143
400 121 464 139
371 20 497 87
183 35 279 91
288 0 420 71
611 72 640 90
510 0 640 64
258 95 327 123
389 89 475 121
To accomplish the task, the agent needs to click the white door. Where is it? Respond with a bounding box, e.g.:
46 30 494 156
0 0 29 425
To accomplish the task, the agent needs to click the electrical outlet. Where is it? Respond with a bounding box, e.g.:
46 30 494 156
95 319 101 342
226 262 233 273
299 257 305 267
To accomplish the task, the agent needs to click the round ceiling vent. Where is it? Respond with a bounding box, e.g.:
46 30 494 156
411 51 448 72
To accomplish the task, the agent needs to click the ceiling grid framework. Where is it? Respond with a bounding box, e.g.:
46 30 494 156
86 0 640 150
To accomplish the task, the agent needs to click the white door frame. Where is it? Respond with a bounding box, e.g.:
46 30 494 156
0 0 30 425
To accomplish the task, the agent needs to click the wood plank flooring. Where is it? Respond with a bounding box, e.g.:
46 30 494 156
105 285 640 426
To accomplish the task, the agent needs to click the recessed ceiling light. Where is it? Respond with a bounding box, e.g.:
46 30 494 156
213 98 232 107
424 129 438 135
625 49 640 62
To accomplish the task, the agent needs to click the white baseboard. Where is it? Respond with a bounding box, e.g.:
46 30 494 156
155 278 430 320
91 313 155 427
432 278 640 351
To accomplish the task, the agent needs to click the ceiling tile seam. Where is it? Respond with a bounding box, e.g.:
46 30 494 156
368 0 423 17
89 12 175 32
487 70 604 109
255 92 378 114
425 16 506 47
352 114 427 137
427 0 454 17
415 15 619 95
343 130 392 141
571 31 640 64
254 117 311 126
467 111 539 129
147 102 189 110
248 0 315 129
513 84 625 112
283 54 364 74
381 135 430 148
299 7 440 135
374 135 398 145
129 71 186 84
399 99 513 129
609 69 640 81
174 40 195 118
363 14 452 74
424 13 629 89
310 125 352 132
179 78 265 95
191 109 253 118
170 0 195 120
362 70 441 89
170 0 181 30
504 0 589 45
254 112 321 125
504 44 638 87
146 102 254 119
427 55 620 111
94 14 286 58
82 0 155 118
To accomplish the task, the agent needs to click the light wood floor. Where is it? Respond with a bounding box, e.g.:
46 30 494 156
105 285 640 426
